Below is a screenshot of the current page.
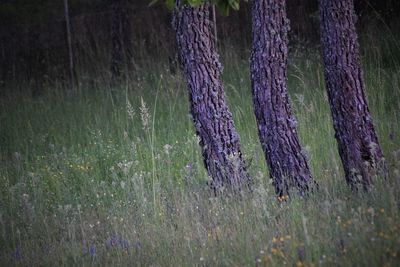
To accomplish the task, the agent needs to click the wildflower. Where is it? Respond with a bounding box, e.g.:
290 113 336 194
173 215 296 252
294 93 305 106
134 241 142 250
227 152 241 170
120 238 130 250
11 247 21 262
271 248 278 255
140 97 150 132
186 162 193 173
105 236 118 249
367 207 375 215
184 162 194 184
89 244 96 261
277 195 289 202
126 99 135 120
297 247 305 261
163 144 172 155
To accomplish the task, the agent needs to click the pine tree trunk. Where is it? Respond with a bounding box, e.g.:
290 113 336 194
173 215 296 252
173 2 250 192
319 0 386 189
251 0 316 196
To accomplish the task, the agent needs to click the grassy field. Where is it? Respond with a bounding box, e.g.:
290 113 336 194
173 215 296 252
1 31 400 266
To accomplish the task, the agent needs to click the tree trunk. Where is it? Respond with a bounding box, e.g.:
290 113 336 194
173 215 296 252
251 0 317 196
319 0 386 189
211 4 218 48
173 2 250 192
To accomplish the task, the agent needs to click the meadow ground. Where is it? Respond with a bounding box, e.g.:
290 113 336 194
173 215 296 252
1 31 400 266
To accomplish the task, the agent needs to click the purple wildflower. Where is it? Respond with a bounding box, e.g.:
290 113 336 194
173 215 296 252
42 244 52 255
89 244 96 261
297 247 305 261
134 241 142 250
184 162 195 185
120 238 130 250
11 247 21 262
186 162 193 174
105 235 130 253
105 235 119 250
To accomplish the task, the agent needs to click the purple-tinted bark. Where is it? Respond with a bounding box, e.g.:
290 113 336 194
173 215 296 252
319 0 386 189
251 0 317 196
173 2 250 192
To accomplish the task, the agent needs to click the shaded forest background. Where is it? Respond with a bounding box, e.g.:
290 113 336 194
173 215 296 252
1 0 399 92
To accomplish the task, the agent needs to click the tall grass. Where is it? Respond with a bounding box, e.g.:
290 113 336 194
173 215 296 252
0 29 399 266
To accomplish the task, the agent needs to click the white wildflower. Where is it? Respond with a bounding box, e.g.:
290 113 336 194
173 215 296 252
163 144 172 155
140 97 150 131
126 99 135 120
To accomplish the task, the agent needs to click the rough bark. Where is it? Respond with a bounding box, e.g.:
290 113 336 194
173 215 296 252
173 2 250 192
251 0 317 196
319 0 386 189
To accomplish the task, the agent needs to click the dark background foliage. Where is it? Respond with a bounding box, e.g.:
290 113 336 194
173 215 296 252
0 0 399 89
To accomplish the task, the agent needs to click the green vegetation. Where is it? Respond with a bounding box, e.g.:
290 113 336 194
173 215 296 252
1 32 399 266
